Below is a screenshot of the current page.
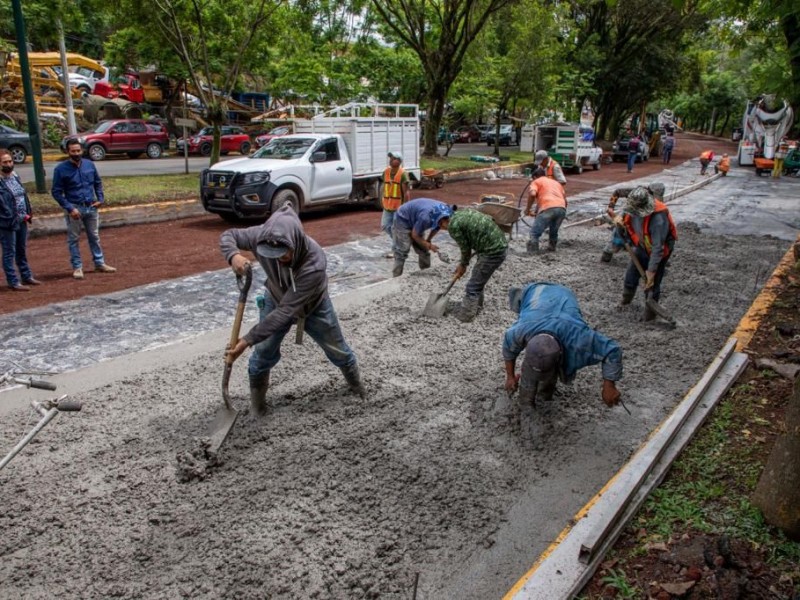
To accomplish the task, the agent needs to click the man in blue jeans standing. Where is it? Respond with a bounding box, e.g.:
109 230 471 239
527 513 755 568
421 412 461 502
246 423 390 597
51 139 116 279
220 203 365 415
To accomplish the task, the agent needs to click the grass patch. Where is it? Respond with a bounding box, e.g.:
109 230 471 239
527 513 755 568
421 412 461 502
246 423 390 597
421 150 532 171
27 174 199 216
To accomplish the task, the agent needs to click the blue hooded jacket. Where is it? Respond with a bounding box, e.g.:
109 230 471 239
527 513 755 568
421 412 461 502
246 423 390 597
503 282 623 383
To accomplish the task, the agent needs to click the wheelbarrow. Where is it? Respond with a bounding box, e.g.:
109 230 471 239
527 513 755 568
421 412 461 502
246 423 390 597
473 193 523 240
415 168 445 189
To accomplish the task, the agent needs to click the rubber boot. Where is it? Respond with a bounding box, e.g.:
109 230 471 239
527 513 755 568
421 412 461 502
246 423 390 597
249 372 270 416
547 240 557 252
600 251 613 263
454 295 480 323
526 240 540 255
392 260 404 278
340 363 366 398
538 379 557 402
418 252 431 271
621 288 635 305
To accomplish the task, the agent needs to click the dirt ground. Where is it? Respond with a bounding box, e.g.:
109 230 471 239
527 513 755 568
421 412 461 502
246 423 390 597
0 219 786 598
0 132 736 316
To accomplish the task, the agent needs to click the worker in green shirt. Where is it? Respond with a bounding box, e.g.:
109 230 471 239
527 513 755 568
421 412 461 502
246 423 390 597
436 208 509 322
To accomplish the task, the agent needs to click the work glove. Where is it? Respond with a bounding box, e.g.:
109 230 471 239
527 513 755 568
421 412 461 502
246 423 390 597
645 271 656 290
601 380 620 407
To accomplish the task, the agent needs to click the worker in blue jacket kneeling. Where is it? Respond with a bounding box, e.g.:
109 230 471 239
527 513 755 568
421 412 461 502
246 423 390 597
503 282 623 408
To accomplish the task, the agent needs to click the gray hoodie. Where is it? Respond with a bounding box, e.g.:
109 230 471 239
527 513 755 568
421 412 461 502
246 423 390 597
219 204 328 346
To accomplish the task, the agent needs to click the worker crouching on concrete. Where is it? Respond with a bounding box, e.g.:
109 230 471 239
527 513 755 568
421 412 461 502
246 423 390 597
438 209 508 323
601 182 665 263
614 187 677 321
715 153 730 176
220 203 365 415
391 198 454 277
503 282 622 407
699 150 715 175
525 167 567 254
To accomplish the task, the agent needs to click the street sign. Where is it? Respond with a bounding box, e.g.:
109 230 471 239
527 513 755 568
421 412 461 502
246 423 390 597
175 118 196 128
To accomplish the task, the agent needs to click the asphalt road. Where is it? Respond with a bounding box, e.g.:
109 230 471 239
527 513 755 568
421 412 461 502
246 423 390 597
17 142 511 179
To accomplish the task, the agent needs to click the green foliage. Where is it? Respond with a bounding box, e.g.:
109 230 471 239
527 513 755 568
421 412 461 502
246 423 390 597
599 568 641 599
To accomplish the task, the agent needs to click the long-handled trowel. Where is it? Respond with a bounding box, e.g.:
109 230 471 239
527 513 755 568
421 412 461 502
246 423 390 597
621 237 676 328
209 263 253 455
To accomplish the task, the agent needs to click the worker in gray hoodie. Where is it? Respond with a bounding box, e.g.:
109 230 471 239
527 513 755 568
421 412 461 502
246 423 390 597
220 203 364 415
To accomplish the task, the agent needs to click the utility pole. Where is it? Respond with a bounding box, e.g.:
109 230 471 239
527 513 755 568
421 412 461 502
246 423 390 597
57 19 77 136
11 0 46 192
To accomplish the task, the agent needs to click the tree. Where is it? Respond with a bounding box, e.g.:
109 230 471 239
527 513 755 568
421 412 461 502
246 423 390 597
371 0 515 155
109 0 281 164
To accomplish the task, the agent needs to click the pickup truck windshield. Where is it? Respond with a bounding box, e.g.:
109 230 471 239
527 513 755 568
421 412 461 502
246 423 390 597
251 137 315 160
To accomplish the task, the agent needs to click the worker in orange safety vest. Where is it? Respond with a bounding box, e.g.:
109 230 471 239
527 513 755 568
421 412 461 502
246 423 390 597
715 154 730 176
699 150 715 175
534 150 567 185
611 186 677 322
380 151 409 257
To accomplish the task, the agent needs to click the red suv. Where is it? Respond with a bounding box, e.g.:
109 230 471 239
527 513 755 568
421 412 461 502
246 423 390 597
62 119 168 161
177 126 252 156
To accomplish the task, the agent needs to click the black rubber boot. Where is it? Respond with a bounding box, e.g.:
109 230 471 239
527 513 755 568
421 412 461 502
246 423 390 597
249 372 270 416
621 288 635 305
418 253 431 270
340 363 366 398
526 241 540 255
392 260 404 278
547 240 557 252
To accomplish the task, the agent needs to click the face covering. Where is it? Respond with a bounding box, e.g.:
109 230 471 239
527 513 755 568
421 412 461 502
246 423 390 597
70 154 81 164
1 165 12 174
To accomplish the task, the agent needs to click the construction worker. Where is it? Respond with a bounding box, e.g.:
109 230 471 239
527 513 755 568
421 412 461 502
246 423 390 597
699 150 715 175
391 198 454 277
525 167 567 254
503 282 622 407
773 138 789 178
381 151 409 256
220 203 365 415
612 186 678 321
600 182 666 263
534 150 567 185
715 153 730 176
437 209 508 323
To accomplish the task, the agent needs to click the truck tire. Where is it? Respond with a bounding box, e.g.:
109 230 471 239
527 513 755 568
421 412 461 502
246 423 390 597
575 164 583 175
88 144 106 161
271 189 300 215
593 161 600 171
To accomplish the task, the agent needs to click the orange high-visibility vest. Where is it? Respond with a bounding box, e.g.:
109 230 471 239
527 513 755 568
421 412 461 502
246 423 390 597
544 158 560 179
719 156 730 172
700 150 714 160
624 200 678 258
382 167 405 211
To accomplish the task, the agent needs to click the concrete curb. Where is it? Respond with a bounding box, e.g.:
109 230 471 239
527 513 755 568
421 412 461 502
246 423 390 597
30 198 206 237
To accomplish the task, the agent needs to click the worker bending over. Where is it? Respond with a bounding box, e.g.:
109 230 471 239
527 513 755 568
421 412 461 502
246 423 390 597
600 182 665 263
525 167 567 254
438 209 508 323
611 187 677 321
503 282 622 407
391 198 453 277
220 204 364 415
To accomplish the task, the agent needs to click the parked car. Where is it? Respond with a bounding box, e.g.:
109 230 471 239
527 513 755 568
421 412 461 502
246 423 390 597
61 119 169 161
177 126 252 156
454 125 481 143
477 124 494 142
611 134 650 163
255 125 292 148
437 127 458 144
486 124 515 146
0 124 33 164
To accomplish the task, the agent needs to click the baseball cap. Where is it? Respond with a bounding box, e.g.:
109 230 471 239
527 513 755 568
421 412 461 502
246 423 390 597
519 334 562 393
535 150 548 161
388 151 403 162
256 240 290 259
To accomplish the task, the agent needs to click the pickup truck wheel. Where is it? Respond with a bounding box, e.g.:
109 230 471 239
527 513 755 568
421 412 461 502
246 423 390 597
271 189 300 214
147 143 163 159
88 144 106 161
240 141 251 154
9 145 27 164
575 165 583 174
593 161 600 171
200 143 212 157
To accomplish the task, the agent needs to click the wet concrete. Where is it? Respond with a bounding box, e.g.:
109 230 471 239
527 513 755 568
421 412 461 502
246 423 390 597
0 160 798 599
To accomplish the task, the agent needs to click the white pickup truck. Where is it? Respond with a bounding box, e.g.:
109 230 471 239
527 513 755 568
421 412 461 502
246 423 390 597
533 123 603 174
200 103 421 221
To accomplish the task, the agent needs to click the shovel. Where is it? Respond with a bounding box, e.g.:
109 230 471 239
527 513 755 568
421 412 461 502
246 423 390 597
621 238 676 327
422 272 461 318
210 263 253 454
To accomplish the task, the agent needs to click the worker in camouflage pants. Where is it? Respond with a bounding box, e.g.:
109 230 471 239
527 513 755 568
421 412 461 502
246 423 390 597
437 209 508 322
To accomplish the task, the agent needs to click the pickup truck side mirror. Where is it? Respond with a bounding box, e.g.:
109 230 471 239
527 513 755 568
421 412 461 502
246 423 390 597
311 151 327 163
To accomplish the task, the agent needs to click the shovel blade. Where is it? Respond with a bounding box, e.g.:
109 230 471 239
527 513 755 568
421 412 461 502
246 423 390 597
422 292 449 318
207 406 239 455
645 297 676 328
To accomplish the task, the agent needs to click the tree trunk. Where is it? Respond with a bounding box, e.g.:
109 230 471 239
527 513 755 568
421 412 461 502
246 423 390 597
718 112 730 138
752 376 800 541
423 86 447 157
708 107 717 136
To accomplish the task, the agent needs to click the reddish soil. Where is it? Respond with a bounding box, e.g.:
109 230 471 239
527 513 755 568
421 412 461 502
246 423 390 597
1 133 737 315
